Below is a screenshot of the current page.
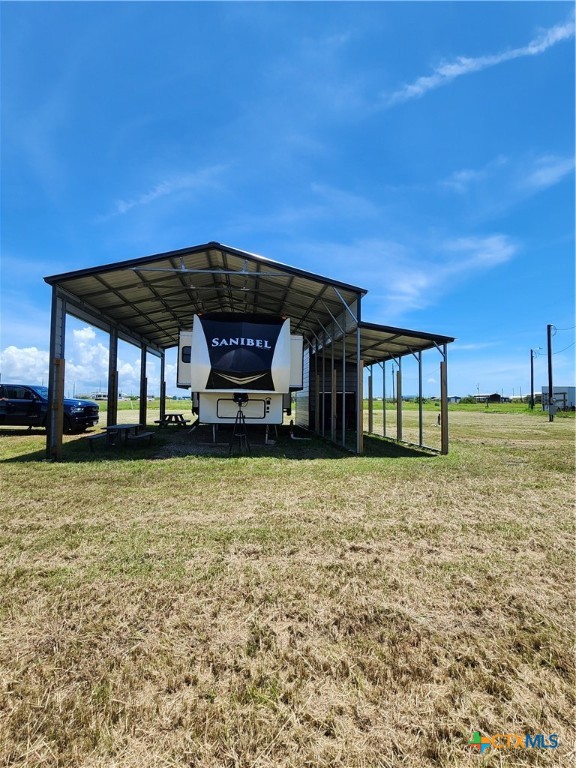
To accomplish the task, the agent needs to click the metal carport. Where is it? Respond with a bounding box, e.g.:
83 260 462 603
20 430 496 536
44 241 454 459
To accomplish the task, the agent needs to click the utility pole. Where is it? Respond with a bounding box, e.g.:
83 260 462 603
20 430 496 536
530 347 542 410
547 324 555 421
530 349 535 409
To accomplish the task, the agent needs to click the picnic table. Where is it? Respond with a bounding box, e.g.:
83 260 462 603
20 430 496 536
88 423 153 451
154 413 191 428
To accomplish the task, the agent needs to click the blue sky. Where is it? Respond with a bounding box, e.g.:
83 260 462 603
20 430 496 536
1 1 574 398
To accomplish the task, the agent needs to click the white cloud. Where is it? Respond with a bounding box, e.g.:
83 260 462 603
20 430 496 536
523 155 575 191
452 341 500 352
293 233 519 321
440 157 509 194
0 346 50 384
310 183 380 219
385 14 575 106
441 168 485 194
438 153 574 224
103 165 227 219
73 326 96 343
442 235 517 270
368 235 518 317
384 234 518 315
0 326 166 396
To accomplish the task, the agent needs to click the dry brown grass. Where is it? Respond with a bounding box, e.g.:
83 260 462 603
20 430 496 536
0 410 574 767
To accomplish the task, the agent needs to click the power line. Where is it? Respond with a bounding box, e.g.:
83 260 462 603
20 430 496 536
552 342 575 355
552 325 576 333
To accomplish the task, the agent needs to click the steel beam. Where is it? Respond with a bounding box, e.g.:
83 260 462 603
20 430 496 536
107 329 118 427
440 347 449 454
46 289 66 460
380 361 386 437
396 358 403 443
160 351 166 422
356 322 363 455
342 330 347 448
139 344 148 426
368 366 373 434
418 350 423 447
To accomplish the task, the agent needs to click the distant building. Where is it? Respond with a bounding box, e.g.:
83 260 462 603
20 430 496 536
473 393 501 403
510 393 542 404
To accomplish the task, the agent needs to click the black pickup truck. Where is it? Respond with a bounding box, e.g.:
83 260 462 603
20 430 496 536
0 384 99 433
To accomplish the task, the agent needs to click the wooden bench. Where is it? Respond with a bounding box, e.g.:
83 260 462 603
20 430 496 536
87 433 108 452
126 430 154 445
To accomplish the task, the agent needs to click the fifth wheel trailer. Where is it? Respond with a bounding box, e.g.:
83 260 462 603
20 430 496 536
177 312 303 425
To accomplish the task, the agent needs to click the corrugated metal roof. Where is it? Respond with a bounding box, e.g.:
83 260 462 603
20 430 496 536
45 242 366 348
357 322 453 363
44 241 454 355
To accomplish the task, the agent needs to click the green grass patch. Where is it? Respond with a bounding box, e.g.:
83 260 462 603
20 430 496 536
0 411 574 766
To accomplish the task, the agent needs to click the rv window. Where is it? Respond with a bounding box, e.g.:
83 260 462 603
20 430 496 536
181 346 191 364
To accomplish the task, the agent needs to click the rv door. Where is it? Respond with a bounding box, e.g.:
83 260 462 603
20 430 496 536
177 331 192 388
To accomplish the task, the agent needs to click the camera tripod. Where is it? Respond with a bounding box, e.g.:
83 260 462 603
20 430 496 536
229 399 251 456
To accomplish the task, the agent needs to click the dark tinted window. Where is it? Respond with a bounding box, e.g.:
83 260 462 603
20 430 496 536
5 386 33 399
30 386 48 398
182 346 191 364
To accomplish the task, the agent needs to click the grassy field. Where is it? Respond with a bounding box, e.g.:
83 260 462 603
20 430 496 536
0 407 574 767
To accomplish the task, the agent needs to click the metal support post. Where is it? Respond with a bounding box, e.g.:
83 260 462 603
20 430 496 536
107 329 118 427
315 372 320 434
357 359 364 454
321 335 326 437
342 331 346 448
46 289 66 460
139 344 148 426
331 367 337 441
368 366 373 434
381 361 386 437
330 326 335 442
160 351 166 422
396 361 402 443
440 349 449 454
48 358 65 461
356 323 363 454
418 351 423 447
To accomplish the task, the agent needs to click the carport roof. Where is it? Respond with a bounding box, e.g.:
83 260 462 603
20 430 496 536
45 242 366 349
356 322 454 364
44 241 454 357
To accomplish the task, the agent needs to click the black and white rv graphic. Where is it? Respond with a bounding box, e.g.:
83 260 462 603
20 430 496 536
177 313 303 425
198 313 287 391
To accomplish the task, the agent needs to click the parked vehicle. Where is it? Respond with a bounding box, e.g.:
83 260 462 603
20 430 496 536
0 384 99 433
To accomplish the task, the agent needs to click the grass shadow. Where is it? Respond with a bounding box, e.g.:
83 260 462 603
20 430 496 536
362 433 438 458
1 425 437 463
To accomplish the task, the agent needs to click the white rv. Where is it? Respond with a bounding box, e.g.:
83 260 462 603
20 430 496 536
177 312 303 425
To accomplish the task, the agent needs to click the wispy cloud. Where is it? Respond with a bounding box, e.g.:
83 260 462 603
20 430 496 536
437 152 574 224
382 234 518 314
103 165 227 219
440 156 508 194
451 341 500 352
523 155 575 191
385 14 575 106
441 234 517 271
293 233 519 320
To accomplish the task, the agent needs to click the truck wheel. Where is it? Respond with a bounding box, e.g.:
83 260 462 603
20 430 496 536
64 416 74 434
